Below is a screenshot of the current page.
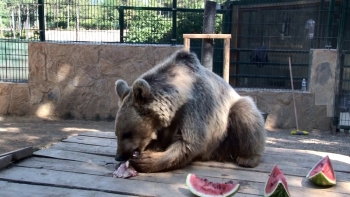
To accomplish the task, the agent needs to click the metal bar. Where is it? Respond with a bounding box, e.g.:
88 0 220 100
172 0 177 45
230 48 310 53
119 7 124 43
5 41 7 80
229 74 305 80
326 0 335 48
230 61 308 67
334 0 349 127
38 0 45 41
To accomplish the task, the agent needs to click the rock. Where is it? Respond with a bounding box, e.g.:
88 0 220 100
8 85 30 116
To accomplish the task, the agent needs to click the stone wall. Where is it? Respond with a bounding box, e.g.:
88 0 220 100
0 44 337 130
0 83 30 116
238 90 330 131
27 43 182 119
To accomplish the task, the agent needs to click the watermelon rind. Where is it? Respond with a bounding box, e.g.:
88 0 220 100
307 172 336 186
263 182 290 197
186 174 240 197
264 165 291 197
306 155 336 186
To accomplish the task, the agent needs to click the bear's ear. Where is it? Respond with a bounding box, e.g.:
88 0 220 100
132 79 151 104
115 80 130 100
173 49 201 67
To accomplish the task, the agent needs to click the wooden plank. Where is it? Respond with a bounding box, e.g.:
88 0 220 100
183 34 231 39
175 165 350 196
50 141 350 181
183 38 190 51
16 157 115 176
0 181 130 197
191 160 350 182
262 147 350 172
79 131 116 139
0 167 257 197
14 157 349 197
14 158 261 196
0 155 12 170
51 142 116 157
33 149 115 165
266 147 350 164
63 135 117 147
33 142 350 183
0 146 33 161
223 38 230 83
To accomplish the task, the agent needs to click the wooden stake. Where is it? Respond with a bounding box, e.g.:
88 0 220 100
223 38 230 83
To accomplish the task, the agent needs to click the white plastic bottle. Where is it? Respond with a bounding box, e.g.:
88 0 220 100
301 79 306 92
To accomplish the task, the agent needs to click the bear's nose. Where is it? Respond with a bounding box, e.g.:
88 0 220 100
115 154 127 162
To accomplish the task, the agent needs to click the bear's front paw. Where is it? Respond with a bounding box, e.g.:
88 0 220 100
130 151 163 173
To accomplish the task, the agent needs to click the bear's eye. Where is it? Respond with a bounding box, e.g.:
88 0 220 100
122 132 132 139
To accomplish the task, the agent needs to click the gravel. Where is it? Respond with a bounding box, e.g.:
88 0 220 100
266 128 350 156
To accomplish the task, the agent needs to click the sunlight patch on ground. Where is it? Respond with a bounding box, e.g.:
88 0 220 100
0 127 20 133
0 116 4 121
266 137 292 143
299 139 336 145
266 139 277 144
61 127 100 132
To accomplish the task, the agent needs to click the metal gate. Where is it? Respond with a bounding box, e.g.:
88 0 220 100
336 0 350 131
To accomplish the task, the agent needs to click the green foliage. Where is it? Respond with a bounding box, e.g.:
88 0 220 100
126 11 172 43
126 10 223 44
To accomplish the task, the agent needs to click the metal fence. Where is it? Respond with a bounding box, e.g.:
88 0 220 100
336 0 350 130
0 0 39 82
0 0 348 90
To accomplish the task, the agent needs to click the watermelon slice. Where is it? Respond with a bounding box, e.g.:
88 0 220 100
186 174 240 197
306 155 336 186
264 165 291 197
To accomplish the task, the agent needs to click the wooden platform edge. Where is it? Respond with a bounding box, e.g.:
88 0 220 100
0 155 12 170
0 147 33 162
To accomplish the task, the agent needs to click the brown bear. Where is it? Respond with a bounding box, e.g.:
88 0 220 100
114 49 266 173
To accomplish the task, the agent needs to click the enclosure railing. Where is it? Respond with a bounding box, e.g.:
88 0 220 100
0 0 348 91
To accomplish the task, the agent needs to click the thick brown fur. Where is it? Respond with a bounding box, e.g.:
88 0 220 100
114 50 266 173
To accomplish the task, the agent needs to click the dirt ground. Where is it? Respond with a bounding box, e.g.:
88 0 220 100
0 116 349 157
0 116 115 154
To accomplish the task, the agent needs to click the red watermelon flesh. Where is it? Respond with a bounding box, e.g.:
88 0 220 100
307 155 336 186
264 165 291 197
307 155 335 179
186 174 240 197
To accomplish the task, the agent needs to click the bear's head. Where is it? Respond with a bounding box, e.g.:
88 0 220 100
114 79 158 161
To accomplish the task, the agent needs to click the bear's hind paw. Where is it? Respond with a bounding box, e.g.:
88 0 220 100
236 156 261 168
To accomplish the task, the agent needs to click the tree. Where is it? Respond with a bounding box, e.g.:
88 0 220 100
126 10 172 43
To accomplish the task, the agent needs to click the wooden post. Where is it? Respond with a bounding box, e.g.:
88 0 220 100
184 38 190 51
183 34 231 83
223 38 230 83
201 1 217 71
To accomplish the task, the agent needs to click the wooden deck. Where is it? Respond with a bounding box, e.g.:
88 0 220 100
0 131 349 197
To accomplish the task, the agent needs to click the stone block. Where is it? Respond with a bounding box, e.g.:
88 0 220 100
8 84 30 116
309 49 337 117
